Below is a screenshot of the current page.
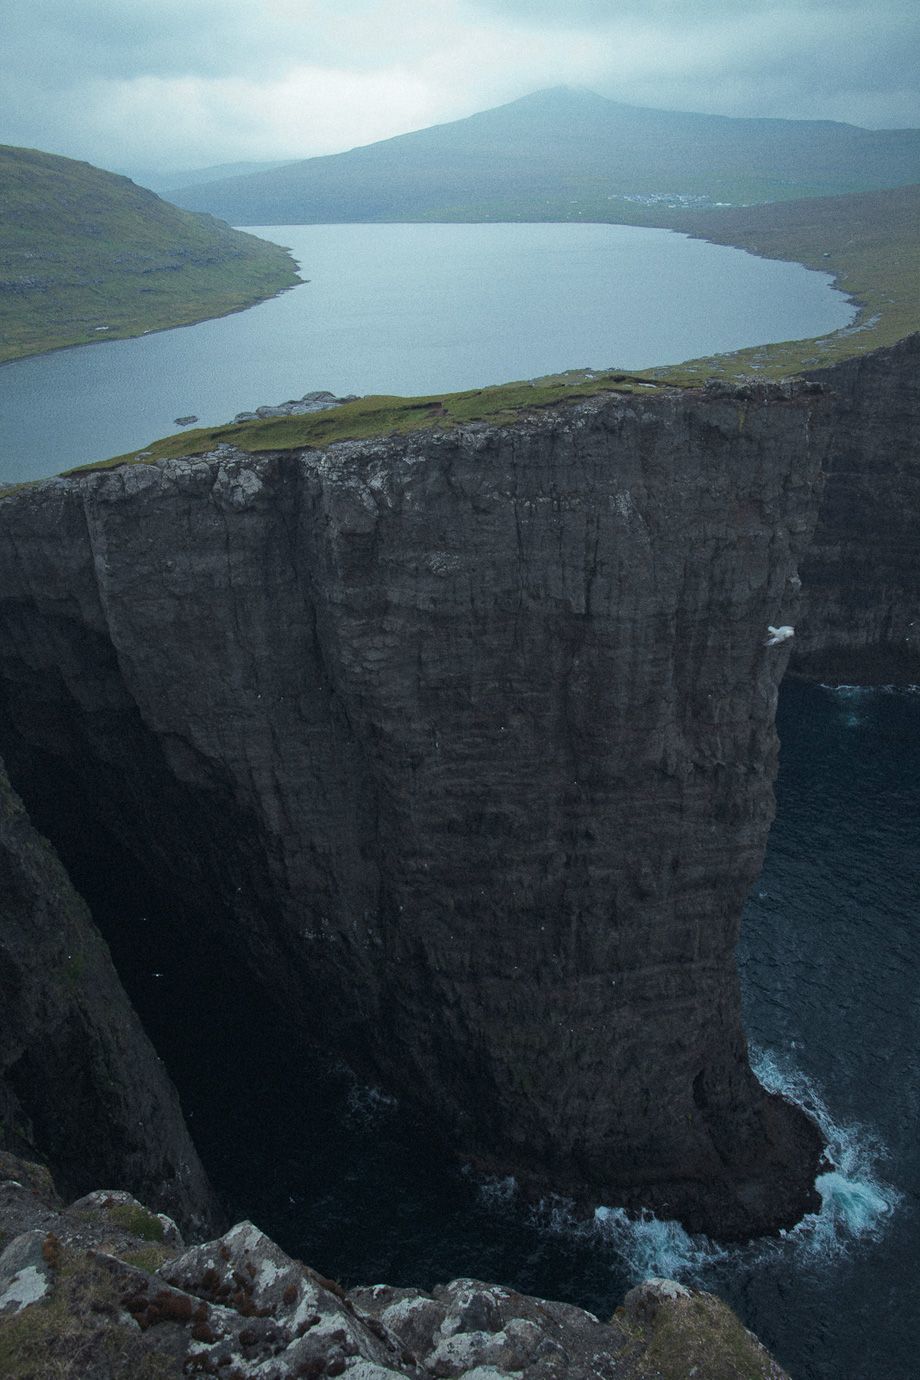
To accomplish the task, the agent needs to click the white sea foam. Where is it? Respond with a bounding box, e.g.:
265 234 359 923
593 1207 727 1280
821 682 920 696
749 1045 898 1260
345 1082 397 1126
475 1174 519 1209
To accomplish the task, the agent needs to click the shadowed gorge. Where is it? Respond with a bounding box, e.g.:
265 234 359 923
0 337 917 1245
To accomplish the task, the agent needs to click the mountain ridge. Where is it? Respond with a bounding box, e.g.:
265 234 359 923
171 85 920 225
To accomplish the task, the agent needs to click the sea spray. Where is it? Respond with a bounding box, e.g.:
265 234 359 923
592 1207 727 1281
514 1048 899 1290
750 1045 897 1257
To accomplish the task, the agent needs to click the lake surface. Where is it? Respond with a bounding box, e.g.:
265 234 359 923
74 680 918 1380
0 221 853 485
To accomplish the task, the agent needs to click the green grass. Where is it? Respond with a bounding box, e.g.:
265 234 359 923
0 1247 174 1380
0 144 301 363
63 371 671 474
104 1204 165 1242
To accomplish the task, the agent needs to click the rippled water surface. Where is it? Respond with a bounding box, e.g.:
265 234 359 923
0 221 853 484
75 682 918 1380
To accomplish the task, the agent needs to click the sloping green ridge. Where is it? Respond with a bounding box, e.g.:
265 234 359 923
0 144 301 363
62 373 667 475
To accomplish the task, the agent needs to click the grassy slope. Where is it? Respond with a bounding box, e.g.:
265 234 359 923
61 372 668 475
0 145 301 363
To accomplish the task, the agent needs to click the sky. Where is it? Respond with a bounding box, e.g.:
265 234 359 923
2 0 918 176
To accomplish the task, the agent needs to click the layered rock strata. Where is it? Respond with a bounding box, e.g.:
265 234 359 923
0 760 220 1233
0 375 838 1237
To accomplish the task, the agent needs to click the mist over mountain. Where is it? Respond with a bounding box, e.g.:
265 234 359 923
171 86 920 226
132 160 296 197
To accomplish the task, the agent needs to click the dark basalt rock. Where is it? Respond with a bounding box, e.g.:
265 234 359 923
793 333 920 682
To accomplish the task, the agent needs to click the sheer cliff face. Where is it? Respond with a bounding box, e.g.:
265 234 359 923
794 333 920 682
0 381 832 1238
0 758 220 1232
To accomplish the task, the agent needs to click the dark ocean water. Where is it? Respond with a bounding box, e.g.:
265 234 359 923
94 681 918 1380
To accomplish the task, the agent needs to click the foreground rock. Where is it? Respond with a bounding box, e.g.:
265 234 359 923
0 1156 789 1379
0 760 220 1234
231 390 359 423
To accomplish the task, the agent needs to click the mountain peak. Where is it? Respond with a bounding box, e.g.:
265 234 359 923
500 84 610 111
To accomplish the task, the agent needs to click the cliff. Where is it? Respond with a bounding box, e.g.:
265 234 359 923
0 373 841 1240
793 333 920 680
0 758 220 1234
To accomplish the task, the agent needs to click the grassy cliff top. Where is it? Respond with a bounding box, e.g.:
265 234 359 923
60 371 671 475
0 144 301 363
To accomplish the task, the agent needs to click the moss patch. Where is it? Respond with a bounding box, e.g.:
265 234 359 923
614 1291 785 1380
120 1245 175 1275
0 1249 173 1380
105 1205 165 1243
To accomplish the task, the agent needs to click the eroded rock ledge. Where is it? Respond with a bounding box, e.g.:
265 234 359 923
0 1154 789 1379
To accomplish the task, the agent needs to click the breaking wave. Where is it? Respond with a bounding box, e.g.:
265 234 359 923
526 1047 898 1287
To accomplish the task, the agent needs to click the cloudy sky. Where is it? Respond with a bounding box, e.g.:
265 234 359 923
2 0 918 175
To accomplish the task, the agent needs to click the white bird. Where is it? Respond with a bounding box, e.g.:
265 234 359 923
765 625 795 646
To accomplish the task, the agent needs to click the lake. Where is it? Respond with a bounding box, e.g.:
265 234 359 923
0 221 853 485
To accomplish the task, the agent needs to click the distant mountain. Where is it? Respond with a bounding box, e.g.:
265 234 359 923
0 145 300 363
132 160 296 196
171 86 920 226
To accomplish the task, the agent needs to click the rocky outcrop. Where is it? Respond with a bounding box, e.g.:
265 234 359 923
0 375 836 1239
0 760 220 1234
794 333 920 681
0 1153 789 1379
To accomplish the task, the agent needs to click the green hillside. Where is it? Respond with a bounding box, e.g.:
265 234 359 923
0 145 301 363
172 86 920 226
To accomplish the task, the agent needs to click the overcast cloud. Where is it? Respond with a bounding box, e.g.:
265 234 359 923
1 0 917 175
